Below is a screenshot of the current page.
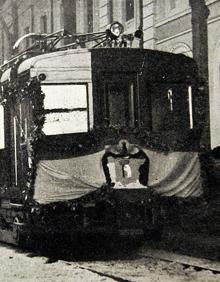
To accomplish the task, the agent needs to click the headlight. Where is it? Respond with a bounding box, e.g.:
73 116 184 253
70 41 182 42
107 22 124 39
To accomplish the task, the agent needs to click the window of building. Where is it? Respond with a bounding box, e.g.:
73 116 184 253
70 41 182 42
40 15 47 33
171 43 193 58
0 105 5 149
126 0 134 22
87 0 93 33
170 0 176 10
24 26 30 48
63 0 77 34
108 0 113 24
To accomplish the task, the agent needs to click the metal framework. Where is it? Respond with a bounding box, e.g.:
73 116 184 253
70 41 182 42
0 22 141 72
0 29 106 71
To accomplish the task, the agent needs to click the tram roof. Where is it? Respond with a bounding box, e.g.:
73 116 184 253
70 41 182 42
1 48 92 83
17 48 91 74
1 47 197 84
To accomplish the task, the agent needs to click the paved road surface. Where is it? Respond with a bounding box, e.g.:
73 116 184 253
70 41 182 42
0 243 219 282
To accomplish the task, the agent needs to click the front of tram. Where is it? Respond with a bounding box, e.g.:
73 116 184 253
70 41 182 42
18 23 150 238
19 22 205 240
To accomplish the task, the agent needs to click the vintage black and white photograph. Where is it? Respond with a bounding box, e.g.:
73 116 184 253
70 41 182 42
0 0 220 281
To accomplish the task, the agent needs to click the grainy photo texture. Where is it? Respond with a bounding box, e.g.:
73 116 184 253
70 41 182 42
0 0 219 281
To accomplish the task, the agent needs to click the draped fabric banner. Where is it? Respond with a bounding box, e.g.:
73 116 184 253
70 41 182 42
34 150 106 204
34 149 203 204
145 150 202 197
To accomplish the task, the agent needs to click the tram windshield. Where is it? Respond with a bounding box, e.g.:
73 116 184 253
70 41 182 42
105 80 136 128
42 84 88 135
150 83 193 131
104 79 193 132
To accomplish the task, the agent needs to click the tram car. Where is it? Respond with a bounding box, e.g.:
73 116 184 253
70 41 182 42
0 22 211 246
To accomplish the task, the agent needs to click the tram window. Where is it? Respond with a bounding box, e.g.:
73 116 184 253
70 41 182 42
42 84 88 135
150 83 193 131
0 105 5 149
106 81 135 128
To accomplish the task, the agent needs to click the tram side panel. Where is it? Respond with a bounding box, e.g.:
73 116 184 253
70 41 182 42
0 84 31 244
0 102 10 188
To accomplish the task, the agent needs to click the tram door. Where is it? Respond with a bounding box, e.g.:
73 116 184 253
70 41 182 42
9 98 30 188
0 100 15 188
18 99 30 188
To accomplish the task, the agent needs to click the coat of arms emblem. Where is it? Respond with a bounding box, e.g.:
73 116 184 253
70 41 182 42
102 140 149 188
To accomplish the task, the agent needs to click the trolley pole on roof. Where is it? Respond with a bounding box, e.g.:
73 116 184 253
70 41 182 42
189 0 210 148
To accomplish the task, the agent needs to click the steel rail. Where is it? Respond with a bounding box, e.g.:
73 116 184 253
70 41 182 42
138 248 220 273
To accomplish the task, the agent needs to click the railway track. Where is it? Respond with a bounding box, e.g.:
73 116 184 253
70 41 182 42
138 248 220 273
77 266 130 282
0 240 220 281
58 247 220 282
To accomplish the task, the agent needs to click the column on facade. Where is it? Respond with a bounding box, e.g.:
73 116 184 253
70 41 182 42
142 0 155 49
75 0 88 33
189 0 210 148
99 0 110 30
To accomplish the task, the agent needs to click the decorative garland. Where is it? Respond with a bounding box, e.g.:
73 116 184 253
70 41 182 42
23 78 45 204
91 126 201 152
1 78 45 205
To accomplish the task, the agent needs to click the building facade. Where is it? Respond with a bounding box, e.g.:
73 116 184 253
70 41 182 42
0 0 220 148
